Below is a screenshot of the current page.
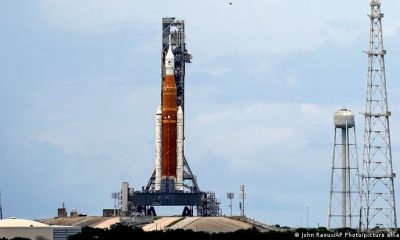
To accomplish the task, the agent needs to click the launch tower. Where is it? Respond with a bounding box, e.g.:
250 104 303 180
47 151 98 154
145 17 199 193
119 18 219 218
360 0 397 230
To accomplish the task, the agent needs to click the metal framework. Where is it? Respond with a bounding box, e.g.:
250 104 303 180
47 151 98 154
161 17 192 114
146 157 200 193
197 192 221 217
146 17 199 193
239 185 246 217
118 18 221 217
328 108 360 229
360 0 397 231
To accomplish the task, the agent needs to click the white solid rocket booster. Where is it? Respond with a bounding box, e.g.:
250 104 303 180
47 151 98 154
155 106 162 191
176 106 184 191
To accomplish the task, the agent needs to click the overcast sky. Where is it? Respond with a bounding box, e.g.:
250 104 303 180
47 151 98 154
1 0 400 228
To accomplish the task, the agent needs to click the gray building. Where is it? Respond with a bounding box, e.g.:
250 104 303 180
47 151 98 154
0 218 81 240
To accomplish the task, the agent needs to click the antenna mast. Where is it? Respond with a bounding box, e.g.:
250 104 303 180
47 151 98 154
360 0 397 231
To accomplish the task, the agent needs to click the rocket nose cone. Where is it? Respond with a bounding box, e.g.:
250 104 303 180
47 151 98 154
165 34 175 75
166 47 174 61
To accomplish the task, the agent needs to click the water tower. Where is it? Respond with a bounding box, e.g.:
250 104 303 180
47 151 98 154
328 108 360 229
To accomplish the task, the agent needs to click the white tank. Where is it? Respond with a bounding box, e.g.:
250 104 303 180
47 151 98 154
334 108 355 128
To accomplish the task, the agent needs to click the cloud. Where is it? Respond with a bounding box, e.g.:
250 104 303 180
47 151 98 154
188 101 335 172
36 0 400 58
186 101 336 225
210 67 231 77
284 75 298 89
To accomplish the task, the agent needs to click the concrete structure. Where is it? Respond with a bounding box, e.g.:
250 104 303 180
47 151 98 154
0 218 80 240
121 182 129 216
57 203 67 218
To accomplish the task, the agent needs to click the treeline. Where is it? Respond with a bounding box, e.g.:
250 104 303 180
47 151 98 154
69 226 294 240
1 238 30 240
68 226 400 240
2 226 400 240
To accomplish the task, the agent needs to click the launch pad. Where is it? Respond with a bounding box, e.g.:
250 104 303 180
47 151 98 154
118 18 220 218
120 182 220 217
132 192 203 206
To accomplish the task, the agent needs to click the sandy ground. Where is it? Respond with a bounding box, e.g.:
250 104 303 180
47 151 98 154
142 217 183 231
182 217 252 233
168 217 201 230
92 217 120 229
143 216 252 233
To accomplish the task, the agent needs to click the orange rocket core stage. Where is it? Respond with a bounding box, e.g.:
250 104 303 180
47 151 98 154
161 74 177 178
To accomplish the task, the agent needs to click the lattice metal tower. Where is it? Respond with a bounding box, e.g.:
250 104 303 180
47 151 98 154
328 108 360 229
160 18 192 114
360 0 397 230
146 17 199 193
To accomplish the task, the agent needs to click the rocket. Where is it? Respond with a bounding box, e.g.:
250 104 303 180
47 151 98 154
155 106 162 191
176 106 184 191
154 36 184 192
